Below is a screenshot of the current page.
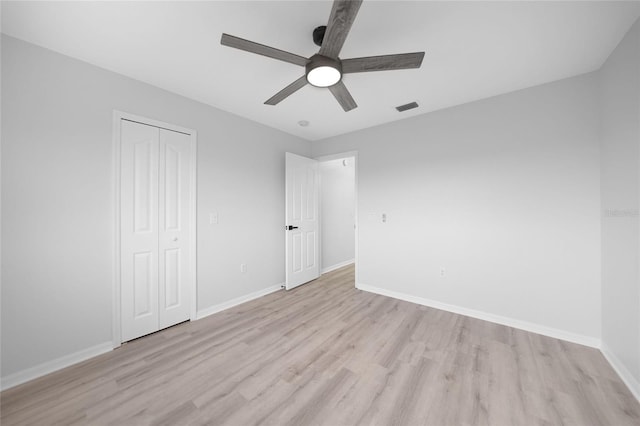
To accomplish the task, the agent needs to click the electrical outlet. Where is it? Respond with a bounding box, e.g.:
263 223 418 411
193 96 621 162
240 263 247 273
440 268 445 277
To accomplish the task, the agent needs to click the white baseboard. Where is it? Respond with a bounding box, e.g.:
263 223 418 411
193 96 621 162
1 285 284 392
322 259 355 274
0 342 113 391
356 282 600 348
601 343 640 403
196 284 283 320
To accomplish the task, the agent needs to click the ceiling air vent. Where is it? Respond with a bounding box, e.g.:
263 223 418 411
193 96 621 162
396 101 419 112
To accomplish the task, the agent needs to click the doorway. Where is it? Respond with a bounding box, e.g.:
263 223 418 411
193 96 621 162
284 151 358 290
317 152 358 283
112 111 197 346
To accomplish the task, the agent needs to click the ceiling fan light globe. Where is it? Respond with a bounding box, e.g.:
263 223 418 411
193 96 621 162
307 66 341 87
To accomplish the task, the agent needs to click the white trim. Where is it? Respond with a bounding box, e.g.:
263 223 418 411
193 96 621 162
0 342 112 391
322 259 355 274
314 151 359 163
114 111 196 135
601 343 640 403
197 284 283 320
356 282 601 348
112 112 122 348
112 110 198 348
354 154 359 288
188 125 198 322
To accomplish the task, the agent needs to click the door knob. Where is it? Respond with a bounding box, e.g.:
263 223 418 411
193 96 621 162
286 225 299 230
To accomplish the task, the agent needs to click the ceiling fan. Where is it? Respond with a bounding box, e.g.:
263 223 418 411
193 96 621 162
220 0 425 112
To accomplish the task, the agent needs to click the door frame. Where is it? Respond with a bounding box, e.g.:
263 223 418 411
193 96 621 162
314 151 359 287
112 110 197 348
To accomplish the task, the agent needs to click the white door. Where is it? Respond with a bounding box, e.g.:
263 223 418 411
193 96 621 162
121 120 160 341
120 119 192 342
158 128 192 330
285 152 320 290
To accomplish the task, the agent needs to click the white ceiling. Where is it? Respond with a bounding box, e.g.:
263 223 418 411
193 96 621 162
2 1 639 141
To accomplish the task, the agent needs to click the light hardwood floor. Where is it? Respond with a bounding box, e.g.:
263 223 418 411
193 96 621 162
2 265 639 425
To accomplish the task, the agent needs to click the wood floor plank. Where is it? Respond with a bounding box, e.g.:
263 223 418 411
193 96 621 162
2 264 639 425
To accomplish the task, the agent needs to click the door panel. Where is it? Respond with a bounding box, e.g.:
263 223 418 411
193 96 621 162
163 144 181 231
293 173 302 222
305 168 316 220
292 232 302 273
164 248 180 308
158 128 191 329
121 120 160 342
133 251 154 317
306 232 316 268
285 153 319 290
133 141 154 233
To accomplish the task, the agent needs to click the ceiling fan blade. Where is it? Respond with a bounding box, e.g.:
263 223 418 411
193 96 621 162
221 34 307 67
319 0 363 59
342 52 425 73
264 76 308 105
329 81 357 112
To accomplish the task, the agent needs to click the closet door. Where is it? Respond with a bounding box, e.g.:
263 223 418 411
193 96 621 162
120 120 160 342
158 129 191 329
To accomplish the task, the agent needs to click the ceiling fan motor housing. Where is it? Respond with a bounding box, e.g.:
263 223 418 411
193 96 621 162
306 54 342 87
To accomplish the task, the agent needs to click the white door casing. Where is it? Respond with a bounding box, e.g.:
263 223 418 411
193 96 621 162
285 152 320 290
117 114 195 344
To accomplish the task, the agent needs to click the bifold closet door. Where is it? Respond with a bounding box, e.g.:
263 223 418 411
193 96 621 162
157 127 191 330
121 121 160 342
120 120 191 342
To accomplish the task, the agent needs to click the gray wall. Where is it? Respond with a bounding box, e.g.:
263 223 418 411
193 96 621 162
313 73 602 342
1 35 310 378
600 18 640 391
